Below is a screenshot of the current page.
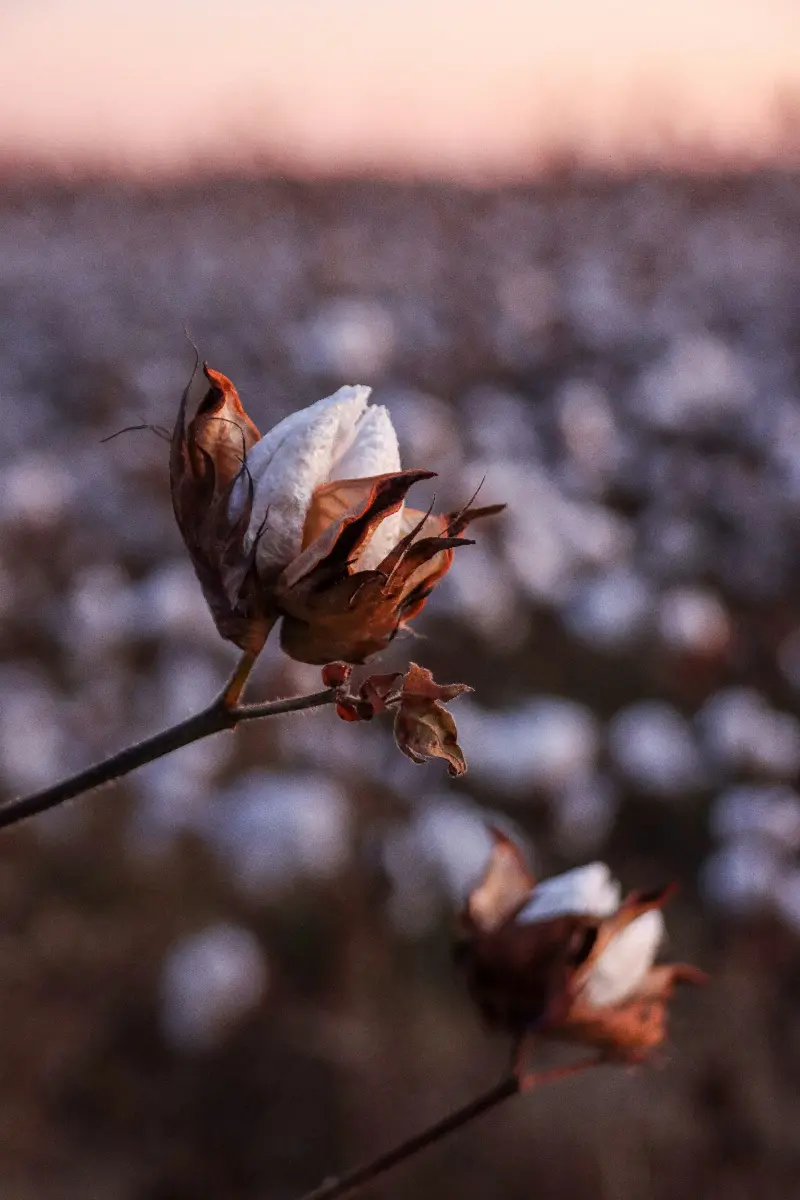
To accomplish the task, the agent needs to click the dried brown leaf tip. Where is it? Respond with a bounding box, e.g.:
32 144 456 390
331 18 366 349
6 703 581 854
326 661 472 774
171 363 504 662
393 663 472 776
458 828 706 1069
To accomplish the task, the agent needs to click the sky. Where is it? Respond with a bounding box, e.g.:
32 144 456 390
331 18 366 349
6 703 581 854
2 0 800 177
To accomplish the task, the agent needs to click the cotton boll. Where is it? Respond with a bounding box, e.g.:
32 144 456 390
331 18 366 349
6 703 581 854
564 568 653 651
202 771 351 893
300 298 396 377
581 910 664 1007
551 773 618 857
0 668 68 793
412 799 497 903
160 924 269 1051
657 586 731 657
456 698 600 796
636 335 751 432
698 689 800 778
517 863 620 924
710 785 800 851
0 454 77 528
608 702 706 797
134 560 220 645
436 544 529 650
701 840 780 916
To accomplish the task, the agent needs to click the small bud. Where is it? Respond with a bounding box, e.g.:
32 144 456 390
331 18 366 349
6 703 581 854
322 661 352 689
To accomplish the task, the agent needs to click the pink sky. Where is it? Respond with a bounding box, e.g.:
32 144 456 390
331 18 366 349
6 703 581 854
2 0 800 177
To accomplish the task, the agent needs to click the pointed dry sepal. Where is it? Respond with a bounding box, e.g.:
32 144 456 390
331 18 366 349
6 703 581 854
324 662 472 774
392 663 472 777
276 472 491 665
170 361 274 655
456 827 706 1065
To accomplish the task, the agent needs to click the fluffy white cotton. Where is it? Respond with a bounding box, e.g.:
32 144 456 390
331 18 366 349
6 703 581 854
230 386 405 575
330 404 403 568
516 862 620 924
329 403 400 481
580 909 664 1007
235 385 370 572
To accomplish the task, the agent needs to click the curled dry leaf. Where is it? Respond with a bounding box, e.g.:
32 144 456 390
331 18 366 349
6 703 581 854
457 828 706 1065
393 662 473 777
325 661 473 774
170 362 504 663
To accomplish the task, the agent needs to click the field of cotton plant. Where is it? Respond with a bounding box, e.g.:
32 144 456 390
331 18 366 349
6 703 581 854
2 170 800 1198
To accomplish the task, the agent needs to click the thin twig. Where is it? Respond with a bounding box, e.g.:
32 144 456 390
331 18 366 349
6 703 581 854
0 652 336 832
297 1058 600 1200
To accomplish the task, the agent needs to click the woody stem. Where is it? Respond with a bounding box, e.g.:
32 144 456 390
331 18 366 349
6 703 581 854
0 653 336 832
295 1057 601 1200
296 1076 519 1200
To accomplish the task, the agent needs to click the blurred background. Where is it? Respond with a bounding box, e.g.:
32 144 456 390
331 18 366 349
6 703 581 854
2 1 800 1197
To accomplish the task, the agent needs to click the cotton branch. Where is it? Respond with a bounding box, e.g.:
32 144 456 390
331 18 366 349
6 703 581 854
297 1058 599 1200
0 652 335 832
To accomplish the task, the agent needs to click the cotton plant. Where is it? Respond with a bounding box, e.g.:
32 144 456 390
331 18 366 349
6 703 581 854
457 827 705 1079
0 355 707 1200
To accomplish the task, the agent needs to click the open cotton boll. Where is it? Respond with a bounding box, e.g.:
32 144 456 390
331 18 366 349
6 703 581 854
581 909 665 1007
234 385 372 573
516 862 621 924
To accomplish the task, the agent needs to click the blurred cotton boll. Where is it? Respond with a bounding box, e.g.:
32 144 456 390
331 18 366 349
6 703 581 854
436 543 529 650
701 840 781 916
294 298 395 377
636 334 752 432
202 771 351 893
134 560 220 646
0 453 77 528
608 701 706 797
657 586 731 657
382 798 502 936
550 772 619 856
563 567 653 651
386 387 463 475
483 462 632 607
771 871 800 936
160 924 269 1052
67 564 137 661
555 379 621 486
0 667 69 793
462 386 540 461
710 784 800 851
455 697 600 796
697 688 800 778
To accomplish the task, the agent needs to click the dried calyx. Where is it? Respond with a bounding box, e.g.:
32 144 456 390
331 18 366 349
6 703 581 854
170 361 503 663
457 828 706 1068
324 660 472 777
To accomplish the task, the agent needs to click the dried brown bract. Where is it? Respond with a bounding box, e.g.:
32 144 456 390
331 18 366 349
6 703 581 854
170 362 274 654
327 661 472 774
393 663 472 776
458 828 706 1067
